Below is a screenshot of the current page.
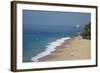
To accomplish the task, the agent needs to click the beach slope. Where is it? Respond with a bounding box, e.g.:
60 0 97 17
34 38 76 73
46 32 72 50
40 36 91 61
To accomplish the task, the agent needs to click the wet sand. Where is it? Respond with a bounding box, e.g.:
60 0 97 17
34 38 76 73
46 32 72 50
39 36 91 61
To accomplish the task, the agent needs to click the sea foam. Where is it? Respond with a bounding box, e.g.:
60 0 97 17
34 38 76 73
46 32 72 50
31 37 71 62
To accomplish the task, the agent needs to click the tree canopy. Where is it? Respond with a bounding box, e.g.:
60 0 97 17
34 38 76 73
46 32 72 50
81 22 91 39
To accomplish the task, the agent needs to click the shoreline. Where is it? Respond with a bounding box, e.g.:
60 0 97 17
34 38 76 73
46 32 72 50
31 37 71 62
39 35 91 62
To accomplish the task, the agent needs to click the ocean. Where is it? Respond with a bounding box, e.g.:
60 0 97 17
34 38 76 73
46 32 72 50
23 28 83 62
23 10 90 62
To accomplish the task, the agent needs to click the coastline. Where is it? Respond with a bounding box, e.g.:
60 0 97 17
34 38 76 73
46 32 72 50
39 35 91 61
31 37 71 62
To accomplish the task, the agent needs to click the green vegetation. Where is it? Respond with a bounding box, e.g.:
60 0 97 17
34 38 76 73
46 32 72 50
81 22 91 39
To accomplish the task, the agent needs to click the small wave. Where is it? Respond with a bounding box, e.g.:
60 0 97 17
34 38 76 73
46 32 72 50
31 37 71 62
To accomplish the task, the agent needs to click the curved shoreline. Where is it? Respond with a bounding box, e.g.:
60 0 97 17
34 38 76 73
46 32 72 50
39 35 91 62
31 37 71 62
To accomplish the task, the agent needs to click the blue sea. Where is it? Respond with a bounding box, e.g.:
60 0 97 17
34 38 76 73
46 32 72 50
23 28 83 62
22 10 90 62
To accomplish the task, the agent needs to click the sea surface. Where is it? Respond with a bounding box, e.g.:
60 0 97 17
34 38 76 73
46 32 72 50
23 28 83 62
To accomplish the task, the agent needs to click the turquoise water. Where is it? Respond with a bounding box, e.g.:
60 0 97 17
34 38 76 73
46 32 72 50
23 28 82 62
23 10 90 62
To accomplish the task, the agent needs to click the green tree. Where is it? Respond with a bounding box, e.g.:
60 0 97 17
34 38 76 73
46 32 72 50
82 22 91 39
84 22 91 35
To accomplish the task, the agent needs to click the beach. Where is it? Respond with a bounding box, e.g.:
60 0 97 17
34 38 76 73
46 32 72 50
39 35 91 61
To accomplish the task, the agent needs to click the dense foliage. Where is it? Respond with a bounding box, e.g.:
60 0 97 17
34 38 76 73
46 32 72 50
81 22 91 39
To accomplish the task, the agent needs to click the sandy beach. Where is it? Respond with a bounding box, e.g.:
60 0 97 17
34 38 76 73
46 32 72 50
39 35 91 61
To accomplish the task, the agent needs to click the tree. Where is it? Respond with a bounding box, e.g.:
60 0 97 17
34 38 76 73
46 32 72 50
84 22 91 34
81 22 91 39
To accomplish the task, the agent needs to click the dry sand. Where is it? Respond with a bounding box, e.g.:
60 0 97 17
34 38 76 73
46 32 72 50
39 35 91 61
